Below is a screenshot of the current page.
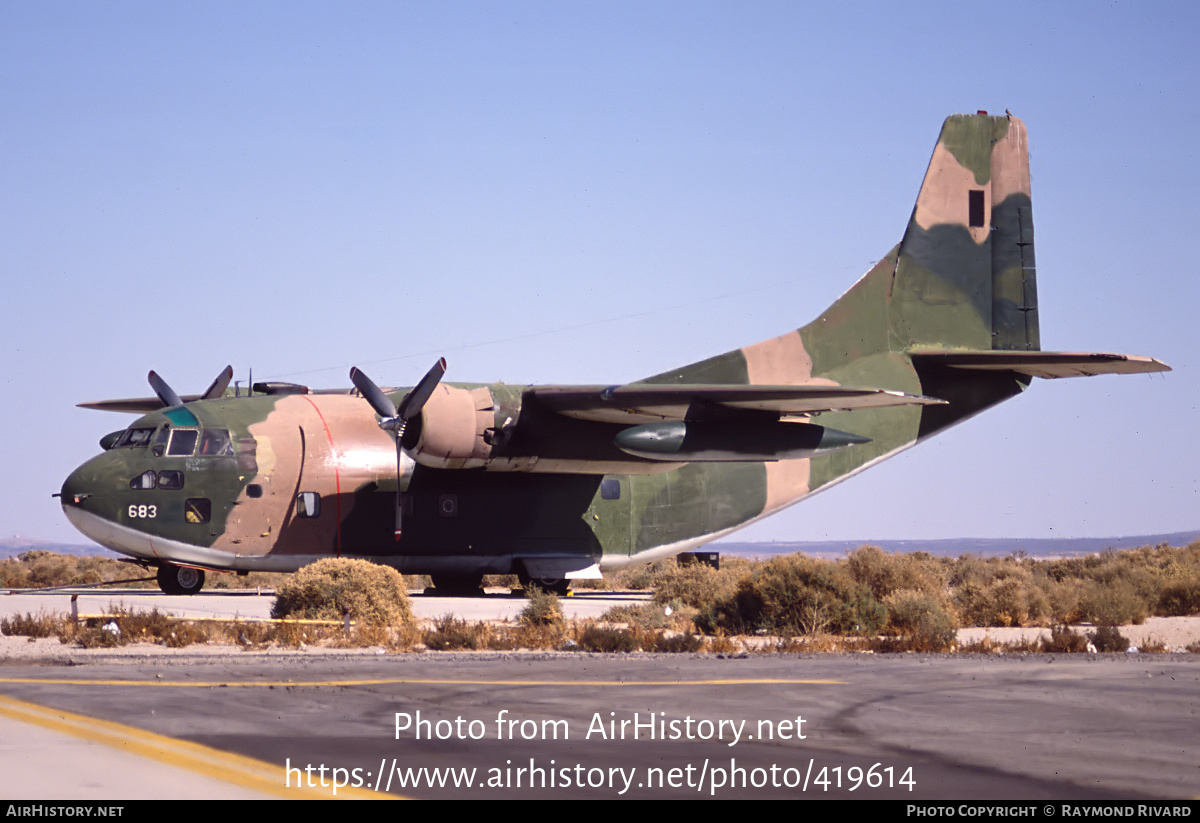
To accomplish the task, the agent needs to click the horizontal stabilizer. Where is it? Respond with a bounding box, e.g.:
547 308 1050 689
532 383 945 425
911 351 1170 379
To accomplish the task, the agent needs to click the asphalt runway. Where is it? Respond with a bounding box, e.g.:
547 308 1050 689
1 651 1197 799
1 588 1198 800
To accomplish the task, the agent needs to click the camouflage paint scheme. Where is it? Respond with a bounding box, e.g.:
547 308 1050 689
60 114 1168 593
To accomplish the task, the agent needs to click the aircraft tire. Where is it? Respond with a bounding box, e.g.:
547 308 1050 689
516 571 569 596
156 564 205 595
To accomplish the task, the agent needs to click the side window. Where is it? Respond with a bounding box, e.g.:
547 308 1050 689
198 429 233 456
129 470 157 490
156 471 184 490
168 429 198 456
296 492 320 518
600 477 622 500
184 498 211 524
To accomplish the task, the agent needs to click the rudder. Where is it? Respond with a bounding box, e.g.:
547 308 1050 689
889 113 1039 353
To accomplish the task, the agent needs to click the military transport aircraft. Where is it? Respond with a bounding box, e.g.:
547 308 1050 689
59 112 1168 595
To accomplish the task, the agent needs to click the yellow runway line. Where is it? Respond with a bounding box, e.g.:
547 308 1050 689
0 694 397 800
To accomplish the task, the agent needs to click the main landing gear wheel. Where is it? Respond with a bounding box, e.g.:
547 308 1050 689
516 571 569 596
157 564 205 595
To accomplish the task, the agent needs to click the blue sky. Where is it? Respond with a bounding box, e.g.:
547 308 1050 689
3 1 1197 545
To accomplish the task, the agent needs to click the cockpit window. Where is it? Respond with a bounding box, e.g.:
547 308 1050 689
115 428 156 449
151 425 170 457
198 429 233 456
168 429 198 456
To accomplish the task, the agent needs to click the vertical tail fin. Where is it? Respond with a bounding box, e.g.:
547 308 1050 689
645 113 1043 388
890 112 1039 352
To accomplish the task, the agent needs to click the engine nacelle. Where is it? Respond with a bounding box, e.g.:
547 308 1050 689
401 384 496 469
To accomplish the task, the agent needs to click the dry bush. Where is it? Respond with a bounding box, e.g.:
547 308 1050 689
1157 579 1200 616
650 631 704 653
601 601 696 632
882 589 957 651
698 554 885 638
1087 625 1129 653
423 616 493 650
957 636 1042 654
1136 636 1169 653
519 587 563 627
608 560 674 590
1076 580 1148 626
332 622 396 649
513 587 567 648
0 550 288 591
576 624 641 652
271 559 415 628
1041 625 1089 653
705 634 742 654
651 562 740 610
954 575 1049 627
56 608 214 648
0 551 138 589
847 546 947 601
1 612 69 638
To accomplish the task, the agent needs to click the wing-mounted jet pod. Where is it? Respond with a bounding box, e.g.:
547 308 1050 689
61 113 1169 594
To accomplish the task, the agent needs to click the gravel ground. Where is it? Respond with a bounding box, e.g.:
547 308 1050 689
2 615 1197 662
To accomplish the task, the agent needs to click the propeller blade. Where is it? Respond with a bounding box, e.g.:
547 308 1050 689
201 365 234 401
349 359 447 542
396 357 447 421
148 371 184 409
349 367 399 421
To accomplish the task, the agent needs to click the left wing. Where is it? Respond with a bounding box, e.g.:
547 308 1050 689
530 383 945 425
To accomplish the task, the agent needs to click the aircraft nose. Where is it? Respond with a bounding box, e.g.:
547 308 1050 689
59 453 115 520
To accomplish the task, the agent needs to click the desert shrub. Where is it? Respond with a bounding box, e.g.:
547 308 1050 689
513 587 566 648
602 601 695 632
519 586 563 627
698 555 885 637
955 575 1049 627
423 616 491 650
847 546 947 601
609 560 673 590
577 624 641 652
651 562 740 611
271 559 415 628
1076 580 1148 626
1088 625 1129 653
1137 636 1168 653
705 634 742 654
1041 625 1089 653
1 612 69 638
1157 579 1200 616
650 631 704 653
883 589 958 651
958 636 1042 654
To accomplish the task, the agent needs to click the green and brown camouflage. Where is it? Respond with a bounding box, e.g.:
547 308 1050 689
60 113 1168 594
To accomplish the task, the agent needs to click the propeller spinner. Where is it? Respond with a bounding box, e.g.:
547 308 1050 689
350 358 447 540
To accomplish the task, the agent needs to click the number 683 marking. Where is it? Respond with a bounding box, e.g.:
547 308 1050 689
127 504 157 519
